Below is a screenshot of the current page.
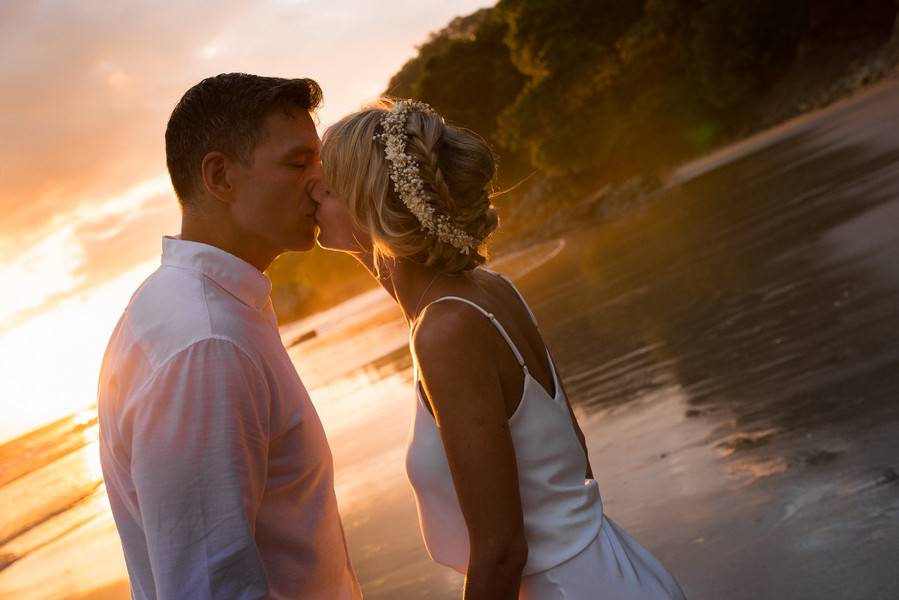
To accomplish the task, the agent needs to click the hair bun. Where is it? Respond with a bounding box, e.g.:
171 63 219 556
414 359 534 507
321 98 498 274
405 113 498 272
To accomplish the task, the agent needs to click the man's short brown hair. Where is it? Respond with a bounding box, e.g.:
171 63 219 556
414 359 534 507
165 73 323 205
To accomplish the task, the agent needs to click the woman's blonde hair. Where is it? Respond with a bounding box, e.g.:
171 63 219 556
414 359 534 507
321 98 499 273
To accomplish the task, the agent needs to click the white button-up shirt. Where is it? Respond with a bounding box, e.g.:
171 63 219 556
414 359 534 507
98 236 361 600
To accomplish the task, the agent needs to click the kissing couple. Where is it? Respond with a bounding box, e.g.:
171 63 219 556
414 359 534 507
97 74 686 600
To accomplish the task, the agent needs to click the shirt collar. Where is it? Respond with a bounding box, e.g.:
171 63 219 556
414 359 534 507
161 236 273 311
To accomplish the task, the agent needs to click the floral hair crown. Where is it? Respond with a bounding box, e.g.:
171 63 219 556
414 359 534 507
373 100 481 254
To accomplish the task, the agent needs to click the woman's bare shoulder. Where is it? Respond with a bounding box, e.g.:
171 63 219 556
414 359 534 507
412 300 496 369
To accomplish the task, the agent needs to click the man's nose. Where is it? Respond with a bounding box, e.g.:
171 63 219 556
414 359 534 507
306 159 325 199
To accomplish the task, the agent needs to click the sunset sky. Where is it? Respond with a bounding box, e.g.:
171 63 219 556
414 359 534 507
0 0 494 444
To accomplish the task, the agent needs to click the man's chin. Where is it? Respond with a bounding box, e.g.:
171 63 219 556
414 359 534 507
283 231 317 252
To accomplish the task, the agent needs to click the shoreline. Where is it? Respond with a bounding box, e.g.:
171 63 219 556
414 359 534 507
493 64 899 259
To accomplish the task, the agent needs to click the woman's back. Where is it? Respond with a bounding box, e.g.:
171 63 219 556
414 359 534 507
405 269 686 599
405 269 604 574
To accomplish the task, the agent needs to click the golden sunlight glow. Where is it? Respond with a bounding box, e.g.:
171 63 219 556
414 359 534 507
0 0 496 447
81 429 104 483
0 225 82 326
0 174 177 444
0 258 158 444
72 175 171 223
74 407 98 427
0 175 171 329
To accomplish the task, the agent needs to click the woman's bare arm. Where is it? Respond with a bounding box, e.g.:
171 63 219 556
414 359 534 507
414 304 529 600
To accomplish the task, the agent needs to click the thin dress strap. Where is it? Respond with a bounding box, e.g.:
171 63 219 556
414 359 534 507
484 269 562 400
483 268 540 327
411 295 528 372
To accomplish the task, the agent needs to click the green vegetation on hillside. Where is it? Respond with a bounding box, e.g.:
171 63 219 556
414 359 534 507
269 0 899 324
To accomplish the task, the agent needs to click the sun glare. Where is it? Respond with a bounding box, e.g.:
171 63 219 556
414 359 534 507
0 225 82 327
0 258 158 445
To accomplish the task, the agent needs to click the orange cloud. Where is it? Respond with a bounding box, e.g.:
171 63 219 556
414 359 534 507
1 0 497 445
1 0 495 307
0 1 250 246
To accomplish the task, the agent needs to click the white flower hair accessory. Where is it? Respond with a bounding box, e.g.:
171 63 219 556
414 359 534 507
373 100 481 254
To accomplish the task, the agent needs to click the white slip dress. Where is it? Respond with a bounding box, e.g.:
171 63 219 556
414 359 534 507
404 272 687 600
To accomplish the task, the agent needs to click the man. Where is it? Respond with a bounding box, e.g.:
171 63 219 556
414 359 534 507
97 73 362 599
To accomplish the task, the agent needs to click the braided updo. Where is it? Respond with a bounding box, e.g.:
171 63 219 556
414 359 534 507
321 98 499 273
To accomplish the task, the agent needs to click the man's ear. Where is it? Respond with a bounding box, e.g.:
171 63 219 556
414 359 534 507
200 151 233 203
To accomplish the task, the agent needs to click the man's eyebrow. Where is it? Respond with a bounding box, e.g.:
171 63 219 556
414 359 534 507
282 144 319 158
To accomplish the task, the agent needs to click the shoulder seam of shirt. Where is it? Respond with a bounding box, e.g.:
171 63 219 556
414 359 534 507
169 335 262 374
125 269 158 313
120 313 152 373
155 263 214 332
116 336 270 466
127 265 213 367
158 261 219 316
128 336 267 410
200 275 214 334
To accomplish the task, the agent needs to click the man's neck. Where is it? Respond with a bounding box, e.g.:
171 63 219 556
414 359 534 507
180 220 278 273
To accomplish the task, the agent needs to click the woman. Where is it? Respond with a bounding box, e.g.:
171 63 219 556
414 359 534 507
314 98 686 600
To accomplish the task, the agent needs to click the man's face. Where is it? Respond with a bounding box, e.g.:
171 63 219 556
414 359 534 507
228 109 321 254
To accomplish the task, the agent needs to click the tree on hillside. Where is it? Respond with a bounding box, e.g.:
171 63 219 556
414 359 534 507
414 12 526 145
496 0 645 177
385 9 494 99
689 0 808 108
413 11 529 184
494 0 836 180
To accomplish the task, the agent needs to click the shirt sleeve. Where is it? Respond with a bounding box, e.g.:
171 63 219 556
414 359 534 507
127 337 271 600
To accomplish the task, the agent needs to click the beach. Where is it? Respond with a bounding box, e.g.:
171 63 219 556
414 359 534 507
2 81 899 599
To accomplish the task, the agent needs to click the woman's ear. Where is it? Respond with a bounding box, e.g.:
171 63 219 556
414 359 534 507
200 151 233 204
